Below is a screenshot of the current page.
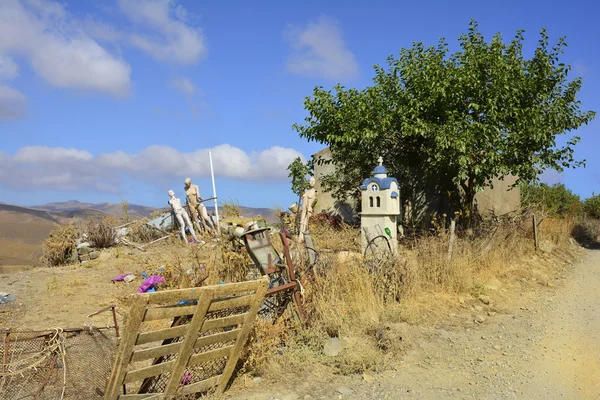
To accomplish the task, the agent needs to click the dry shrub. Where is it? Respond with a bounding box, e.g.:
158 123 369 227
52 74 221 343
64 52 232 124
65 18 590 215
86 216 118 248
304 256 382 337
128 218 164 243
238 318 290 376
41 224 79 267
310 222 359 252
222 198 242 219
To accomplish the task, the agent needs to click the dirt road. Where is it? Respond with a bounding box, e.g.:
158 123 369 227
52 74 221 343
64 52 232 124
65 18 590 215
228 249 600 400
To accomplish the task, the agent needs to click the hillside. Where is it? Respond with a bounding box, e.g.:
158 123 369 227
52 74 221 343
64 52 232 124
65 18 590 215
0 205 60 266
0 201 276 267
34 200 157 219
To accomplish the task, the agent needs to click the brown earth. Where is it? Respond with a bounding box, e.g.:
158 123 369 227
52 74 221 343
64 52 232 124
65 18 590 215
1 238 598 399
225 247 600 400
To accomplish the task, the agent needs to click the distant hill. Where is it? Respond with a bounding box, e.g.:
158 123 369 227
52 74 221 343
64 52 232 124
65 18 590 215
34 200 157 219
0 200 276 266
0 204 60 266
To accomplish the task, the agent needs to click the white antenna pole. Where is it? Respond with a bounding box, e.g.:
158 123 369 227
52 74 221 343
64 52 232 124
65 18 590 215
208 150 220 234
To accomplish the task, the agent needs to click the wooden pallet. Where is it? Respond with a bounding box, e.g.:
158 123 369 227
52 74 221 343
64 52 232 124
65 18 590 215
104 277 269 399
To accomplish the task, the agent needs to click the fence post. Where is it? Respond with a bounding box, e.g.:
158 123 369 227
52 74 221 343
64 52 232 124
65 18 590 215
532 214 538 251
447 220 456 260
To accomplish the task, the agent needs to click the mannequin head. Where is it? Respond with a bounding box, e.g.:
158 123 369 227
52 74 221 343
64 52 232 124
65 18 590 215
168 190 175 198
184 177 192 188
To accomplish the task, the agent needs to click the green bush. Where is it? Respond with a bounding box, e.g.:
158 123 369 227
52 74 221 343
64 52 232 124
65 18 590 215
521 183 581 216
583 193 600 219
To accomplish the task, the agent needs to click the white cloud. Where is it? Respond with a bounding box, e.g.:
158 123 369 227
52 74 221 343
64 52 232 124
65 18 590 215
0 55 19 80
0 54 26 118
0 85 27 119
286 16 359 81
170 77 196 96
117 0 206 65
0 144 305 192
0 0 131 96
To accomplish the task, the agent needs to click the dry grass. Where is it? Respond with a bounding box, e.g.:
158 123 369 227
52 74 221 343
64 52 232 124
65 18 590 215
41 224 79 267
249 213 577 377
86 216 118 248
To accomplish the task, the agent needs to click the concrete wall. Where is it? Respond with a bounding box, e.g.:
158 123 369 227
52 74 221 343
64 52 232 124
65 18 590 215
312 148 356 221
312 147 521 221
474 175 521 217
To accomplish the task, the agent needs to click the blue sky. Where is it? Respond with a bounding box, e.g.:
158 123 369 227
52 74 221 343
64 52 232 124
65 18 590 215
0 0 598 209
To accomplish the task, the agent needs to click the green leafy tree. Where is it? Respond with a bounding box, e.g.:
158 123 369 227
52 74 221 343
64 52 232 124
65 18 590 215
584 193 600 219
521 182 581 216
287 157 314 198
293 20 595 224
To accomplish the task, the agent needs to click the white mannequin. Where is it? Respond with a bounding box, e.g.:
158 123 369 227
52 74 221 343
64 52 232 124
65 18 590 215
168 189 198 244
298 176 316 242
184 177 215 234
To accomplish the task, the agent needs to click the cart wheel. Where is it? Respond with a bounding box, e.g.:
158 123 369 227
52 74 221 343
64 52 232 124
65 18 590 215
364 235 392 274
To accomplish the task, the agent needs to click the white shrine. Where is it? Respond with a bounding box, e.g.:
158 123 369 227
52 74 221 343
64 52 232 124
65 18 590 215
360 157 400 253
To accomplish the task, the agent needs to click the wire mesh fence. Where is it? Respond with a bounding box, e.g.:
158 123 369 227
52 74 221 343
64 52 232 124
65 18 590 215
0 327 116 400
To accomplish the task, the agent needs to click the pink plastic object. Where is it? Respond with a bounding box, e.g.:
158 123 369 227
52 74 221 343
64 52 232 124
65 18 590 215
138 275 165 293
112 273 133 282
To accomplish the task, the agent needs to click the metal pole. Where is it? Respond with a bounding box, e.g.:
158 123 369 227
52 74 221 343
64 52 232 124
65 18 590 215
209 151 221 234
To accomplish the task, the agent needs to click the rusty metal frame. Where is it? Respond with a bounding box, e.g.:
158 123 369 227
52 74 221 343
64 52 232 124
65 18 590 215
241 227 307 323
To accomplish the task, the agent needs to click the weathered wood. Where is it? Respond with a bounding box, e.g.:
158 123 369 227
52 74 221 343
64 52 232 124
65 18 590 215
162 290 213 397
178 375 222 396
447 220 456 261
208 293 254 312
104 296 149 399
194 329 240 349
200 313 248 332
120 238 146 252
142 280 262 305
123 360 175 384
188 345 234 367
136 325 188 346
217 278 269 394
533 214 538 251
139 234 172 249
130 342 182 363
105 277 269 399
143 305 197 322
118 394 164 400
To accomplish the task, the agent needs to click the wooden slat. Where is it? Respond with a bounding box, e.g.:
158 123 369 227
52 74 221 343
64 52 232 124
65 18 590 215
143 280 262 305
104 296 149 400
194 329 240 349
178 375 222 396
188 345 233 367
136 325 188 346
143 305 196 322
162 290 214 397
118 394 164 400
217 277 269 394
201 313 248 332
123 360 175 384
130 341 181 363
208 294 254 312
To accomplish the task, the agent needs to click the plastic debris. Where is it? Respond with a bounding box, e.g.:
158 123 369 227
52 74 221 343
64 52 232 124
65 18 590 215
138 275 165 293
112 273 134 282
0 293 16 304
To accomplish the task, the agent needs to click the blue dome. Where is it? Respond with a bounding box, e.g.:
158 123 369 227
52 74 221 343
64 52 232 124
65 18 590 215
373 165 388 175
